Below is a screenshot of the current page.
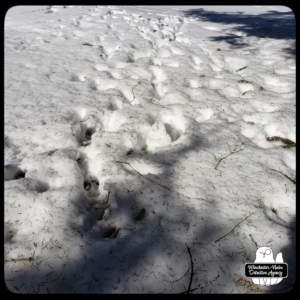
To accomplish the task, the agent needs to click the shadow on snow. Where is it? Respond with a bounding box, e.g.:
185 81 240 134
181 8 295 57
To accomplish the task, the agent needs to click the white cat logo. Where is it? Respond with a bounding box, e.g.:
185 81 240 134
252 246 284 286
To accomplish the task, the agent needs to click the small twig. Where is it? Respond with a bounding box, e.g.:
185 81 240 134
215 143 245 169
186 244 195 294
236 66 247 72
215 212 254 243
82 42 93 46
234 273 267 294
249 234 258 248
4 256 34 264
173 265 190 283
195 197 207 201
129 82 141 103
116 161 172 190
271 168 296 184
141 87 147 96
282 173 296 184
105 190 110 206
116 161 213 203
179 287 198 294
48 149 58 156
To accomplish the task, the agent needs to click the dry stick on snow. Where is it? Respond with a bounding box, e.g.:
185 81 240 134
116 161 172 190
116 161 212 203
186 244 196 294
215 212 254 243
48 149 58 156
129 82 141 103
214 143 245 170
141 87 147 96
105 190 110 206
249 234 258 248
4 254 35 264
271 168 296 184
173 265 190 283
82 42 93 46
236 66 247 72
281 173 296 184
179 245 198 294
179 288 198 294
234 274 267 294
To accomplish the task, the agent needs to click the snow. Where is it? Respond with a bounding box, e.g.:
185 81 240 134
4 5 295 294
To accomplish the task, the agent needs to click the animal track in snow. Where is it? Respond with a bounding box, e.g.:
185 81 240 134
76 151 118 239
107 95 123 111
72 109 123 239
4 164 26 181
136 109 186 153
99 43 120 57
74 113 101 146
149 66 168 99
99 225 120 239
76 123 97 146
84 174 100 197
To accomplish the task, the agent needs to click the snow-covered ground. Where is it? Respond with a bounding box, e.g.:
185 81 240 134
4 5 295 294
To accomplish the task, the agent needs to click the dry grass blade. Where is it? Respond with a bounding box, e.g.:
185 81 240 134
266 136 296 148
215 212 254 243
173 266 190 283
249 234 258 247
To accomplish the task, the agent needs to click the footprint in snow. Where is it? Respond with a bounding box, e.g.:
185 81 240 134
76 152 117 238
149 66 167 99
75 122 98 147
137 110 186 153
4 164 26 181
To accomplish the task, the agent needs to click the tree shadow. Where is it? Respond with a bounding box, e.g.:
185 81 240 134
5 122 296 293
181 8 295 57
5 126 227 294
